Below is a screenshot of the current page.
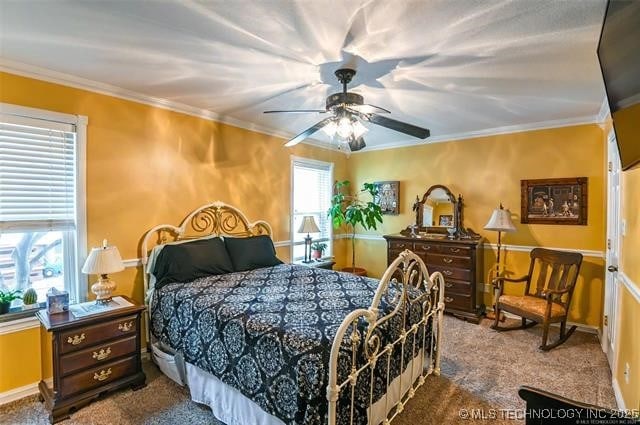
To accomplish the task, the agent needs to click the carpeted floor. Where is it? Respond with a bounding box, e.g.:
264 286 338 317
0 316 616 425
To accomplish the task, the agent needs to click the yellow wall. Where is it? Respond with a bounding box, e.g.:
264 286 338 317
616 163 640 409
347 124 606 326
0 71 349 392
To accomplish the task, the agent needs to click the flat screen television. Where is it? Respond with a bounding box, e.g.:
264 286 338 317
597 0 640 170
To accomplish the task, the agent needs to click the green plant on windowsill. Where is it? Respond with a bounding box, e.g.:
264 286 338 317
310 242 327 259
0 289 22 315
328 180 383 276
21 288 39 310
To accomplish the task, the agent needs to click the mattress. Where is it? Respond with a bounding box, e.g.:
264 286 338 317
150 264 428 425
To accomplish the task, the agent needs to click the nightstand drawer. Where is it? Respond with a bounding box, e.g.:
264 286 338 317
59 315 138 353
60 336 137 376
59 356 137 398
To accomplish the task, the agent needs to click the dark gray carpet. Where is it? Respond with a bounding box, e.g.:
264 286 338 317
0 316 615 424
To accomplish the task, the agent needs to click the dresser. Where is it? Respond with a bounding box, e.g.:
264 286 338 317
36 296 146 424
384 234 485 323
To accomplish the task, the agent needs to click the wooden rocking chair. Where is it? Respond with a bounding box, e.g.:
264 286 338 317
491 248 583 351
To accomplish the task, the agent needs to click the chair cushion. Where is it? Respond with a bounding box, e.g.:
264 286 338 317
498 295 566 319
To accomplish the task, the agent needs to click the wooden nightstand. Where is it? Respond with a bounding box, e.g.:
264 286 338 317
36 295 146 424
294 259 336 270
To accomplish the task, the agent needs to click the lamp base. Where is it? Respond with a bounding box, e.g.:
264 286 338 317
91 274 116 304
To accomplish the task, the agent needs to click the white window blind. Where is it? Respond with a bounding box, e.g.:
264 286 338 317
0 116 76 232
291 157 333 260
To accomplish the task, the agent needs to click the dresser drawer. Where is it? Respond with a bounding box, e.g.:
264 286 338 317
60 336 137 376
59 316 138 354
428 265 471 281
388 240 412 250
427 253 472 268
412 243 436 255
443 279 472 295
59 356 137 398
437 245 471 255
443 292 472 311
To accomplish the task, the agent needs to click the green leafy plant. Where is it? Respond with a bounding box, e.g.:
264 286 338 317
22 288 38 305
311 242 327 252
0 289 22 303
328 180 383 270
0 289 22 314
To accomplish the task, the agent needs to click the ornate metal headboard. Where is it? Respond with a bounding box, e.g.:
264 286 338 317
140 201 272 299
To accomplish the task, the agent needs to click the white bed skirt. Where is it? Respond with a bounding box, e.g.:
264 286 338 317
179 350 425 425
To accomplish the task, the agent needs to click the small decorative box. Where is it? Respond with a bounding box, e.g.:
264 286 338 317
46 288 69 315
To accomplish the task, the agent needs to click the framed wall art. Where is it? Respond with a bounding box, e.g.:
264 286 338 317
373 181 400 215
521 177 588 225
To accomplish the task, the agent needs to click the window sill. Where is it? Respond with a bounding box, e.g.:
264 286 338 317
0 305 43 335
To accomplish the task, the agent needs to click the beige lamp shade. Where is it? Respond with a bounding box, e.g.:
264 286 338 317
298 215 320 234
82 240 125 275
484 207 517 233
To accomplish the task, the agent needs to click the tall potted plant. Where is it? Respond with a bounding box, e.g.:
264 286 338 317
328 180 383 276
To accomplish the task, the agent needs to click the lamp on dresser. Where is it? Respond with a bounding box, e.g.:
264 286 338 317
298 216 320 263
82 240 124 303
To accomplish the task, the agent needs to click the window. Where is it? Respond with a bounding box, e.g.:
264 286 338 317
0 104 86 307
291 157 333 261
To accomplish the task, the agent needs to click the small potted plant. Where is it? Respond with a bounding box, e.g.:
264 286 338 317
21 288 39 310
0 289 22 315
310 242 327 260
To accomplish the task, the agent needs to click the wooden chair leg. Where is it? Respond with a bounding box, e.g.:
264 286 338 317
540 324 578 351
491 305 501 330
560 321 566 338
540 322 550 349
522 317 527 327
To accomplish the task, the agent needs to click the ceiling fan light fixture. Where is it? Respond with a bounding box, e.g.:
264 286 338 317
351 119 368 139
336 116 353 139
322 120 338 137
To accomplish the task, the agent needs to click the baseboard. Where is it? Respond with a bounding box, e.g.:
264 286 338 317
0 378 52 406
612 378 626 410
500 311 598 334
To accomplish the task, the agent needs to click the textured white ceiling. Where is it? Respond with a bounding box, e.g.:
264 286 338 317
0 0 607 150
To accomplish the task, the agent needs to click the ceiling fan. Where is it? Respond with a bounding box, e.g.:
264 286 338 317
264 68 430 152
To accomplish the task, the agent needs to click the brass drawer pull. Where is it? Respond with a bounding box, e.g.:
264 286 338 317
443 258 453 264
450 248 460 253
92 347 111 361
93 368 112 381
445 297 454 303
443 270 453 276
67 333 86 345
445 282 453 288
118 321 134 332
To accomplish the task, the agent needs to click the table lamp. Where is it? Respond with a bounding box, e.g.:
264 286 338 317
298 216 320 263
82 239 125 304
484 203 517 278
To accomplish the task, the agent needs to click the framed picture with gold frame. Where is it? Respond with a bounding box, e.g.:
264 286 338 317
521 177 587 225
373 181 400 215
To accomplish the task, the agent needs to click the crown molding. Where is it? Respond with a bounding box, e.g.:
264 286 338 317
0 59 300 142
353 114 602 153
597 96 610 123
1 60 603 155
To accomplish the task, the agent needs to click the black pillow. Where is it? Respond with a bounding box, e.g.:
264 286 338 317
224 235 282 272
153 237 233 289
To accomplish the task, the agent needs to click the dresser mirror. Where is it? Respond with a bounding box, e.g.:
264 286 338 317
413 185 458 237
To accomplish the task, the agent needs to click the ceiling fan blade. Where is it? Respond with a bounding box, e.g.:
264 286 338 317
348 108 430 139
284 117 335 147
349 104 391 114
264 109 327 114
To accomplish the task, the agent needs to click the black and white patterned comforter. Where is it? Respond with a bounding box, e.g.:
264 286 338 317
150 264 429 425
